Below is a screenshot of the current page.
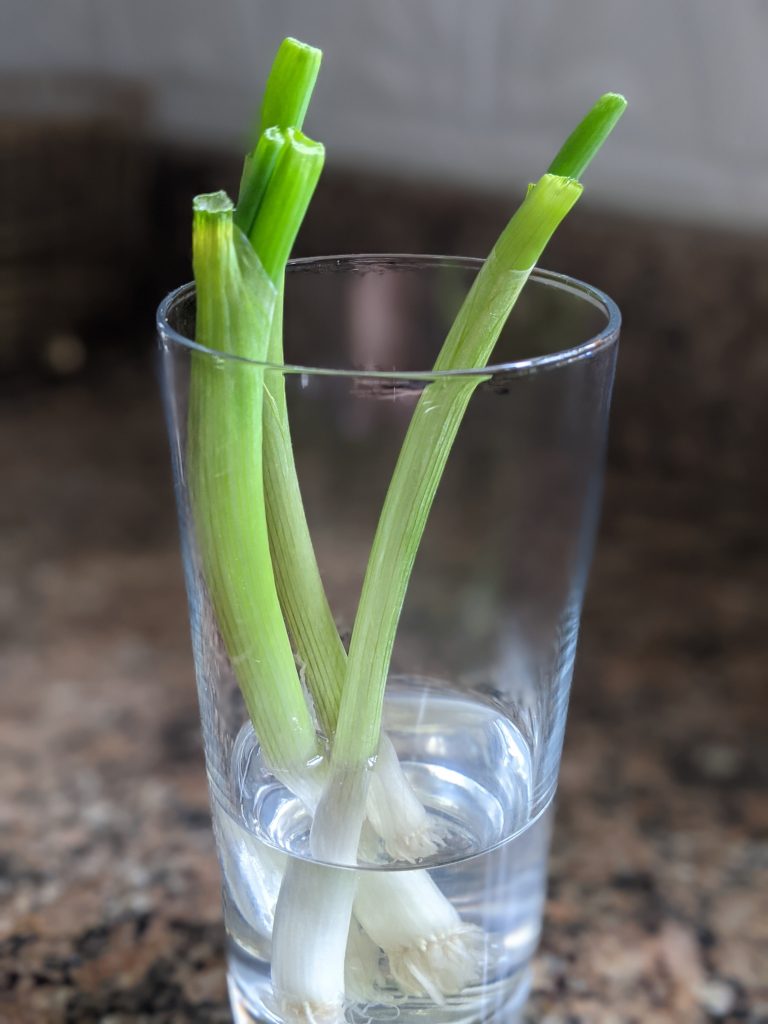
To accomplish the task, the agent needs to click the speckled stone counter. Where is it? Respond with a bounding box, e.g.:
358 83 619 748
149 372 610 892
1 361 765 1024
1 172 767 1022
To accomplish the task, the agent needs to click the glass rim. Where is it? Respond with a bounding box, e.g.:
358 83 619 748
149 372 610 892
156 254 621 380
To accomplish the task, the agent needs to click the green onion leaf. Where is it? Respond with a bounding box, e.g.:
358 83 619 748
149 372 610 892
234 126 287 238
329 173 584 770
547 92 627 179
259 36 322 137
243 123 344 742
189 191 318 776
237 36 322 235
237 34 353 747
247 129 324 284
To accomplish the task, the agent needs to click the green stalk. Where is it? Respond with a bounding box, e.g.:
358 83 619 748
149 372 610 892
258 36 321 136
234 127 287 238
262 326 348 737
329 173 583 771
323 91 627 779
189 139 324 770
547 92 627 178
187 38 330 806
188 192 318 776
243 128 345 737
248 130 324 282
237 38 349 741
236 36 321 234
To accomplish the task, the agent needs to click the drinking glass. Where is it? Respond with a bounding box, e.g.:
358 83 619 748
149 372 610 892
157 255 620 1024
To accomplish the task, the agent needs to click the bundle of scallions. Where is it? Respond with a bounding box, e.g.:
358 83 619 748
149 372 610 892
189 36 625 1024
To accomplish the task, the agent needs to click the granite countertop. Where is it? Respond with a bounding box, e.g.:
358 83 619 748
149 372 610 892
1 361 765 1024
1 178 767 1022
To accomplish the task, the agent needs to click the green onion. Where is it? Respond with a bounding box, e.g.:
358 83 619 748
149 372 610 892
238 42 481 1019
250 42 440 867
237 39 350 743
189 126 326 781
301 101 624 1020
234 126 286 238
331 95 626 772
247 130 324 283
328 174 583 775
258 36 321 136
547 92 627 178
262 356 349 738
188 193 318 778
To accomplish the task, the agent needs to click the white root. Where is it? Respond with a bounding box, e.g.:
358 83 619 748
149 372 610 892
366 733 442 861
344 919 386 1003
388 924 484 1003
263 729 484 1020
353 868 483 1003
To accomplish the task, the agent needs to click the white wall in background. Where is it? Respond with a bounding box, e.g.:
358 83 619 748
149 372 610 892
4 0 767 227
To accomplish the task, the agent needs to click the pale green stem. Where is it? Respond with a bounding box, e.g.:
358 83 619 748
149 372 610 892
547 92 627 179
263 292 347 739
188 193 318 776
331 174 584 774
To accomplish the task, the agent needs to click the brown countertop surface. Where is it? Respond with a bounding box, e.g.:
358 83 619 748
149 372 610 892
1 360 765 1024
1 174 767 1022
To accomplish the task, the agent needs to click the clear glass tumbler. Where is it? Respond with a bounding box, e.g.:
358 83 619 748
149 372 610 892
157 255 620 1024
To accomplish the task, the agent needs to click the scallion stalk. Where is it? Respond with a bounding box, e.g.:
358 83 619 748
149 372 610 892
280 175 585 1022
245 39 439 862
319 93 627 816
188 118 325 783
189 193 318 779
234 126 286 238
236 38 349 745
247 130 325 283
317 174 583 809
297 96 624 1018
257 36 322 138
547 92 627 178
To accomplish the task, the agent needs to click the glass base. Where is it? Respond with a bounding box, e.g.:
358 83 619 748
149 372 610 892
227 962 531 1024
219 684 550 1024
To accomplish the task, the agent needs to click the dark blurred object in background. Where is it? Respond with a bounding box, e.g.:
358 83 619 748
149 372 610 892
0 74 150 376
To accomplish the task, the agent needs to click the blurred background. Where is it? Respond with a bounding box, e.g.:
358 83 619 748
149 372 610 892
2 2 766 1022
